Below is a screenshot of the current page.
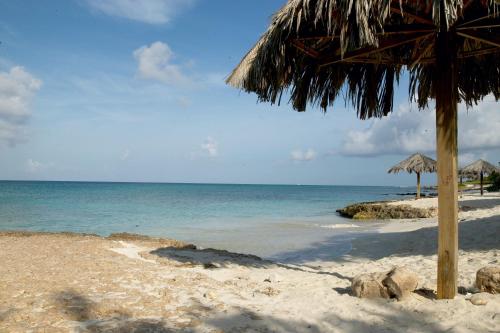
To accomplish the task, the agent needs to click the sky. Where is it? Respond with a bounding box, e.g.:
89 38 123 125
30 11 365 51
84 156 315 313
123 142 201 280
0 0 499 186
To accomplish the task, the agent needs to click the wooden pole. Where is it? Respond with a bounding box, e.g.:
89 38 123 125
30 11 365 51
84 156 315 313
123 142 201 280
480 172 484 196
416 172 421 199
435 3 459 299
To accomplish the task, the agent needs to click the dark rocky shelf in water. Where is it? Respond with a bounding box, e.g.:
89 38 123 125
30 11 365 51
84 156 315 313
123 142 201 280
336 202 436 220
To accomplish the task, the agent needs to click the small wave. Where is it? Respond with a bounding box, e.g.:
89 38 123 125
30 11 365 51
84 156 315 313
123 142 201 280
316 223 360 229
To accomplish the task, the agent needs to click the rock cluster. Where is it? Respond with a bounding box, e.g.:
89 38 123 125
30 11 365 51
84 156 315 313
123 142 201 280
352 267 419 301
337 203 436 220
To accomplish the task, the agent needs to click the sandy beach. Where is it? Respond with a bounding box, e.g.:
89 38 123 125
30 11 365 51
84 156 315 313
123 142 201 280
1 193 499 333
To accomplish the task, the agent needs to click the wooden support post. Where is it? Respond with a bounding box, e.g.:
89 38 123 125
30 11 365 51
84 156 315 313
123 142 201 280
416 172 421 199
435 24 459 299
480 172 484 196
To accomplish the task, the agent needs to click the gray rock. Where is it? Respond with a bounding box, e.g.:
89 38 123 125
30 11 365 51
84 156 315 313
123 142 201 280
383 267 419 300
476 266 500 294
352 273 390 299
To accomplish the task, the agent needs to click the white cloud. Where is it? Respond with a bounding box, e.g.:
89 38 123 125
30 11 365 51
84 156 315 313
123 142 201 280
291 149 317 162
133 41 189 85
341 97 500 157
85 0 193 24
0 66 42 146
201 137 218 157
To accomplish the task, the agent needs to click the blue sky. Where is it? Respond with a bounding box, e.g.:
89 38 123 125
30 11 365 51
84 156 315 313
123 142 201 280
0 0 498 186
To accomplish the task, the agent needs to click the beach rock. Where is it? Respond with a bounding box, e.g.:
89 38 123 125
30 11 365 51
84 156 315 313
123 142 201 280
352 267 419 300
336 202 436 220
351 273 390 299
476 266 500 294
469 293 489 305
383 267 419 300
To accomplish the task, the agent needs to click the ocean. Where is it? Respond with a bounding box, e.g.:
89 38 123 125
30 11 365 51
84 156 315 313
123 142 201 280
0 181 417 261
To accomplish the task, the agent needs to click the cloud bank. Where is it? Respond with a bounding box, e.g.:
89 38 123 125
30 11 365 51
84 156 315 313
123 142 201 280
341 97 500 157
0 66 42 146
86 0 194 24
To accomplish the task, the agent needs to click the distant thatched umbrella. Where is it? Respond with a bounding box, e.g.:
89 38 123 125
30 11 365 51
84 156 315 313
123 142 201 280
388 153 437 199
460 159 499 195
227 0 500 299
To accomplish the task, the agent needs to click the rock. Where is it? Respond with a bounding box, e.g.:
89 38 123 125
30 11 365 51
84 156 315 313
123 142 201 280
469 293 489 305
351 273 390 299
383 267 419 300
352 266 420 300
476 266 500 294
468 286 481 294
336 202 436 220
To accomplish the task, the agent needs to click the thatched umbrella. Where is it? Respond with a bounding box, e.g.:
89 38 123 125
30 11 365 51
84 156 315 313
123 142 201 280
460 159 499 195
227 0 500 299
388 153 437 199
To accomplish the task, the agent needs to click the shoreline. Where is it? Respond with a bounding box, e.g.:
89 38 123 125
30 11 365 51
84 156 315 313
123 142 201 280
0 193 499 332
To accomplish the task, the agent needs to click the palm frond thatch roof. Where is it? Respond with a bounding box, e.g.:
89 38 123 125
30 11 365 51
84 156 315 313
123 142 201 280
388 153 437 174
227 0 500 119
459 159 499 175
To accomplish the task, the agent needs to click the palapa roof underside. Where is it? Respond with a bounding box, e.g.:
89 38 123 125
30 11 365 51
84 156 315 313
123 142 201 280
459 159 499 175
388 153 437 174
227 0 500 119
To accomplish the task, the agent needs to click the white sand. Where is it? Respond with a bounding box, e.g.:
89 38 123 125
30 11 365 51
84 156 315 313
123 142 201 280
0 193 499 332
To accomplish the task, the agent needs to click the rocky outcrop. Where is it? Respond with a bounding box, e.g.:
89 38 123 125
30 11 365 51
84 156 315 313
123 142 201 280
337 202 436 219
476 266 500 294
352 267 419 301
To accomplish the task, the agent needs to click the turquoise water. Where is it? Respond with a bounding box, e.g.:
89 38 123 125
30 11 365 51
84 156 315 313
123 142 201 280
0 181 416 259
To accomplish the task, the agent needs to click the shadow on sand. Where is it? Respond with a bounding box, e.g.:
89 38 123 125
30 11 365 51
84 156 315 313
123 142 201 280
52 289 448 333
149 246 267 268
459 195 500 211
148 246 353 281
270 214 500 264
53 290 174 332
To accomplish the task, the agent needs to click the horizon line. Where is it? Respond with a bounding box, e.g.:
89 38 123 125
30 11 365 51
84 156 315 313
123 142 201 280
0 179 414 188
